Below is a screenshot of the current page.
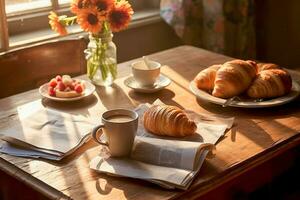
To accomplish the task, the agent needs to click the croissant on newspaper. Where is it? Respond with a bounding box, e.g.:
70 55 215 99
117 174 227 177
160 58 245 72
212 59 258 98
143 105 197 137
257 63 281 72
247 69 292 99
193 64 221 92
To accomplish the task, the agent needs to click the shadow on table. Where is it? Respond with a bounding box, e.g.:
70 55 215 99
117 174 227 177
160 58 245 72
41 94 98 117
128 88 184 109
94 174 172 198
95 83 135 110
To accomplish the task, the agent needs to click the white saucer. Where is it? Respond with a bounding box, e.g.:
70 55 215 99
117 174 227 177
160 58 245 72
124 75 171 93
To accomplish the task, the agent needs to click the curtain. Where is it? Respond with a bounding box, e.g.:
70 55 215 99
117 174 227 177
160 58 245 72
160 0 256 59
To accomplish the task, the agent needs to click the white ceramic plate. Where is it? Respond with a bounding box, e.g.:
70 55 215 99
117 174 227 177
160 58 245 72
124 75 171 93
189 81 300 108
39 79 96 101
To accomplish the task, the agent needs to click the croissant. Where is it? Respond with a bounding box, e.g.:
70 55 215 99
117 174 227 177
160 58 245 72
143 105 197 137
247 69 292 98
258 63 281 72
193 64 221 92
212 59 257 98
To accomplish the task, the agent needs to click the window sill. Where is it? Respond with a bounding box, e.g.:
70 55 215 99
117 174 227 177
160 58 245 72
9 9 161 49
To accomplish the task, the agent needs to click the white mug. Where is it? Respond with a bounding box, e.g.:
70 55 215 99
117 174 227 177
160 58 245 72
131 60 161 87
92 109 138 157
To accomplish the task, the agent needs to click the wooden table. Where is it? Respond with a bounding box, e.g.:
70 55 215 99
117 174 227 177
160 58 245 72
1 46 300 200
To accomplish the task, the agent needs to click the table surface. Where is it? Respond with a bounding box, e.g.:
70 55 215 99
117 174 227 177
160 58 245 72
1 45 300 200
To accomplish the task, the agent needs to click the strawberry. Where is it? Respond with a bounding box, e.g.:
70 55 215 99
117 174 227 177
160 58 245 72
75 84 83 93
69 83 75 90
49 78 57 87
48 86 56 96
56 75 62 82
57 81 66 91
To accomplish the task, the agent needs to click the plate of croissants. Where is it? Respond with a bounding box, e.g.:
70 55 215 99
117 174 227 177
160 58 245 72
190 60 300 108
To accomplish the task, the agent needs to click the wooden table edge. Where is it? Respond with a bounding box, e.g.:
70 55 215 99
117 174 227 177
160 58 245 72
0 157 70 200
0 133 299 200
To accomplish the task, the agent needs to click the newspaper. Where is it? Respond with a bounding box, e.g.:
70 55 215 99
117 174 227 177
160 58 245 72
131 136 213 170
0 100 98 160
90 100 234 189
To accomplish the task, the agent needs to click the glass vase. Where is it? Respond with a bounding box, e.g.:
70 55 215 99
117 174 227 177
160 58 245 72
85 31 117 86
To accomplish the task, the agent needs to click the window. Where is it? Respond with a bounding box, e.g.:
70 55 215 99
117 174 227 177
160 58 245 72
0 0 160 52
6 0 52 14
5 0 71 49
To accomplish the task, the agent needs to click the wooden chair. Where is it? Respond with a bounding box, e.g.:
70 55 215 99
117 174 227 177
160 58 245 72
0 37 87 98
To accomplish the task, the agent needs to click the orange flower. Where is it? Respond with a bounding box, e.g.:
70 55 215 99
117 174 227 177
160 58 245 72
77 7 104 34
71 0 86 14
48 11 68 36
91 0 114 15
108 0 133 32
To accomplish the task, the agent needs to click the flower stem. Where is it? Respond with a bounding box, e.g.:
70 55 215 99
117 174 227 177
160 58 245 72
87 29 117 84
59 15 77 26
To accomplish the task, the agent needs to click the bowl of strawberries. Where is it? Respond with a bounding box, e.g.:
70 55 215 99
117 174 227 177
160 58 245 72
39 75 95 101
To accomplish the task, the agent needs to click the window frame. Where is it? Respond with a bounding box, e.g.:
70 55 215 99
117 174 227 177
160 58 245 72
0 0 9 51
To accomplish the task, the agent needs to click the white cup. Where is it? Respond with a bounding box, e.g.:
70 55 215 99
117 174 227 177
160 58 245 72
131 60 161 87
92 109 138 157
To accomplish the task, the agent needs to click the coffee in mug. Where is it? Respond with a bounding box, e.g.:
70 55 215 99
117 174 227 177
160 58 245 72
106 115 133 123
92 109 138 157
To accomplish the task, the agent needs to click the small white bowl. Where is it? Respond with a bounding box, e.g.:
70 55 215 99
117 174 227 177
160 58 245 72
131 60 161 87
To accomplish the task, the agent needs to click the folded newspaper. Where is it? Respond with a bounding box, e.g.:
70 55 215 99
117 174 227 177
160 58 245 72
0 100 98 160
90 100 234 189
